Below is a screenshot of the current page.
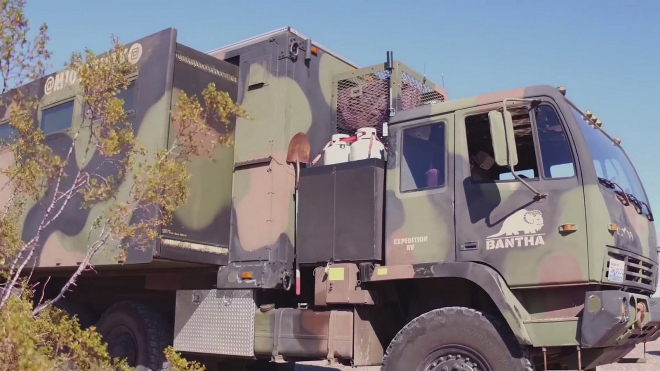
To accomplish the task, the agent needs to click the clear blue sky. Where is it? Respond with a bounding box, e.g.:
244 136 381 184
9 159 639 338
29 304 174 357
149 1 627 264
25 0 660 229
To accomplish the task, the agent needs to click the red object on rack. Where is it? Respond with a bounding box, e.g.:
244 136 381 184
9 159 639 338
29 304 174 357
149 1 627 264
339 136 357 144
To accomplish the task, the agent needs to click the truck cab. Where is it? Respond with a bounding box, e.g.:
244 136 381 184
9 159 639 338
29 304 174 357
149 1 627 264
382 84 657 292
363 83 660 369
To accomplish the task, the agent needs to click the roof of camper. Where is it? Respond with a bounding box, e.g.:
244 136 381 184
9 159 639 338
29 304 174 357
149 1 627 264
206 26 359 68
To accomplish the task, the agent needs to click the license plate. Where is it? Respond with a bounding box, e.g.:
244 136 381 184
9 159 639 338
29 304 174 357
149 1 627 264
608 258 625 283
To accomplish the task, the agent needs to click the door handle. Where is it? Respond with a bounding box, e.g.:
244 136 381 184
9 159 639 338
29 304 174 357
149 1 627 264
460 242 478 251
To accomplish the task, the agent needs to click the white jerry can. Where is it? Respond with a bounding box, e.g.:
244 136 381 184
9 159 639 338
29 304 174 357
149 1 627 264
350 127 385 162
323 134 351 165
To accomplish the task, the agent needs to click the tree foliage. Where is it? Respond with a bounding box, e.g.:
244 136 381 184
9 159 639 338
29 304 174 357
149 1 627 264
0 288 133 371
0 0 248 369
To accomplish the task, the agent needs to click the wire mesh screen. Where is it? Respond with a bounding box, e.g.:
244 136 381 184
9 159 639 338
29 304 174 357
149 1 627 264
334 64 446 138
400 71 446 110
336 70 391 136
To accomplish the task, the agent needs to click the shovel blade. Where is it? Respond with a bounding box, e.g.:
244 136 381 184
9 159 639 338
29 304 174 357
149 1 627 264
287 132 311 164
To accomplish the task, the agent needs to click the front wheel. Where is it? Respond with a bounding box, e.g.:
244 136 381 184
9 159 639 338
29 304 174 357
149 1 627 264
381 306 534 371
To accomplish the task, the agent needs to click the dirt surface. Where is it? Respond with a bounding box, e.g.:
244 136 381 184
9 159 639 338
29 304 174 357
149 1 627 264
289 341 660 370
598 341 660 371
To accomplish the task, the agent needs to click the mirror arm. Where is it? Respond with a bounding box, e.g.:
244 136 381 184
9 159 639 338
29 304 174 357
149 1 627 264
508 164 547 199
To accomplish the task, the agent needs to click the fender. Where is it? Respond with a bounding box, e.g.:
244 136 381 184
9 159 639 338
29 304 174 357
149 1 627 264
367 261 533 345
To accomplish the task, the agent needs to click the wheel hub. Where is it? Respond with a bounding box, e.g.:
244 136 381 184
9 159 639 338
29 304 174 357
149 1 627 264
106 326 138 366
419 345 489 371
427 355 479 371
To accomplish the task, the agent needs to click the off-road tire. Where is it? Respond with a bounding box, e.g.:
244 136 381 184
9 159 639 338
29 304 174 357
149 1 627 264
95 301 171 371
381 306 534 371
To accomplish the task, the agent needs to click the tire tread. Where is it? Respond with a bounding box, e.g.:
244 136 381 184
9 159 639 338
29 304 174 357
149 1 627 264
96 301 170 371
381 306 533 371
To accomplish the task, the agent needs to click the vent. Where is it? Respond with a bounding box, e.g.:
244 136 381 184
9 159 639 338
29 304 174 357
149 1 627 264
333 61 447 139
605 247 657 293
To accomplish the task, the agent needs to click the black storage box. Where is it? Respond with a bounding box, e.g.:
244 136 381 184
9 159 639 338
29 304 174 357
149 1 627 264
297 158 385 265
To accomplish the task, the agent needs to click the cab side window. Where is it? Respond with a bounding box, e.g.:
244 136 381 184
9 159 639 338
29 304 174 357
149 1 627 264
465 108 539 182
533 104 575 178
400 122 446 192
464 105 575 182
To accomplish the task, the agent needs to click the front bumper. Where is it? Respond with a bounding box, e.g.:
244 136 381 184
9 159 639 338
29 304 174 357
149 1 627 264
580 290 660 348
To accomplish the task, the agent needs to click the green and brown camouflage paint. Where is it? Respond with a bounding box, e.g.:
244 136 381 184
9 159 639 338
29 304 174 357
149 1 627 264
160 42 240 266
366 84 658 348
0 28 242 269
375 85 656 288
207 28 360 289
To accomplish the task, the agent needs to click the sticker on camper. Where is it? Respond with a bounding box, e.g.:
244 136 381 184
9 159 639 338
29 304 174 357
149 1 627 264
44 42 143 95
127 43 143 65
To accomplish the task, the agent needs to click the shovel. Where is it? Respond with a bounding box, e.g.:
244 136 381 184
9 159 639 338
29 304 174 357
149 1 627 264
286 132 311 189
286 132 311 296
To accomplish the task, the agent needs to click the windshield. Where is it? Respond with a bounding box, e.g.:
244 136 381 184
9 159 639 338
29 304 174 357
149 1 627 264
569 102 652 215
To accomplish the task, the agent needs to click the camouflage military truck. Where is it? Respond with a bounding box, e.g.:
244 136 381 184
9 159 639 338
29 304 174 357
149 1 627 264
3 26 660 370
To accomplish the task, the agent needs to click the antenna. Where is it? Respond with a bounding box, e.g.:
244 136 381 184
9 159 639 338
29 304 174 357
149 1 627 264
386 51 394 118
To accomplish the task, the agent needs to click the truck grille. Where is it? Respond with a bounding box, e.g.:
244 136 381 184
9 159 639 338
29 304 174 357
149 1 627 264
605 247 657 293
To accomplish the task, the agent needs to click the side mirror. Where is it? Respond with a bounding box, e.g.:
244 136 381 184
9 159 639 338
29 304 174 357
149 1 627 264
488 110 519 167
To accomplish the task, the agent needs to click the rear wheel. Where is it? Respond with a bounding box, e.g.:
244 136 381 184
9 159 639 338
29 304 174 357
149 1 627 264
381 306 534 371
95 301 171 371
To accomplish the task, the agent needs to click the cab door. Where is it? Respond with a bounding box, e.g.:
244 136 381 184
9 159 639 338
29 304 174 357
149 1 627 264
453 99 589 287
384 113 455 265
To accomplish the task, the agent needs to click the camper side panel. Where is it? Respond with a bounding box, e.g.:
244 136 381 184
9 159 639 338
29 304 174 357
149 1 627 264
159 43 240 266
1 28 178 269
